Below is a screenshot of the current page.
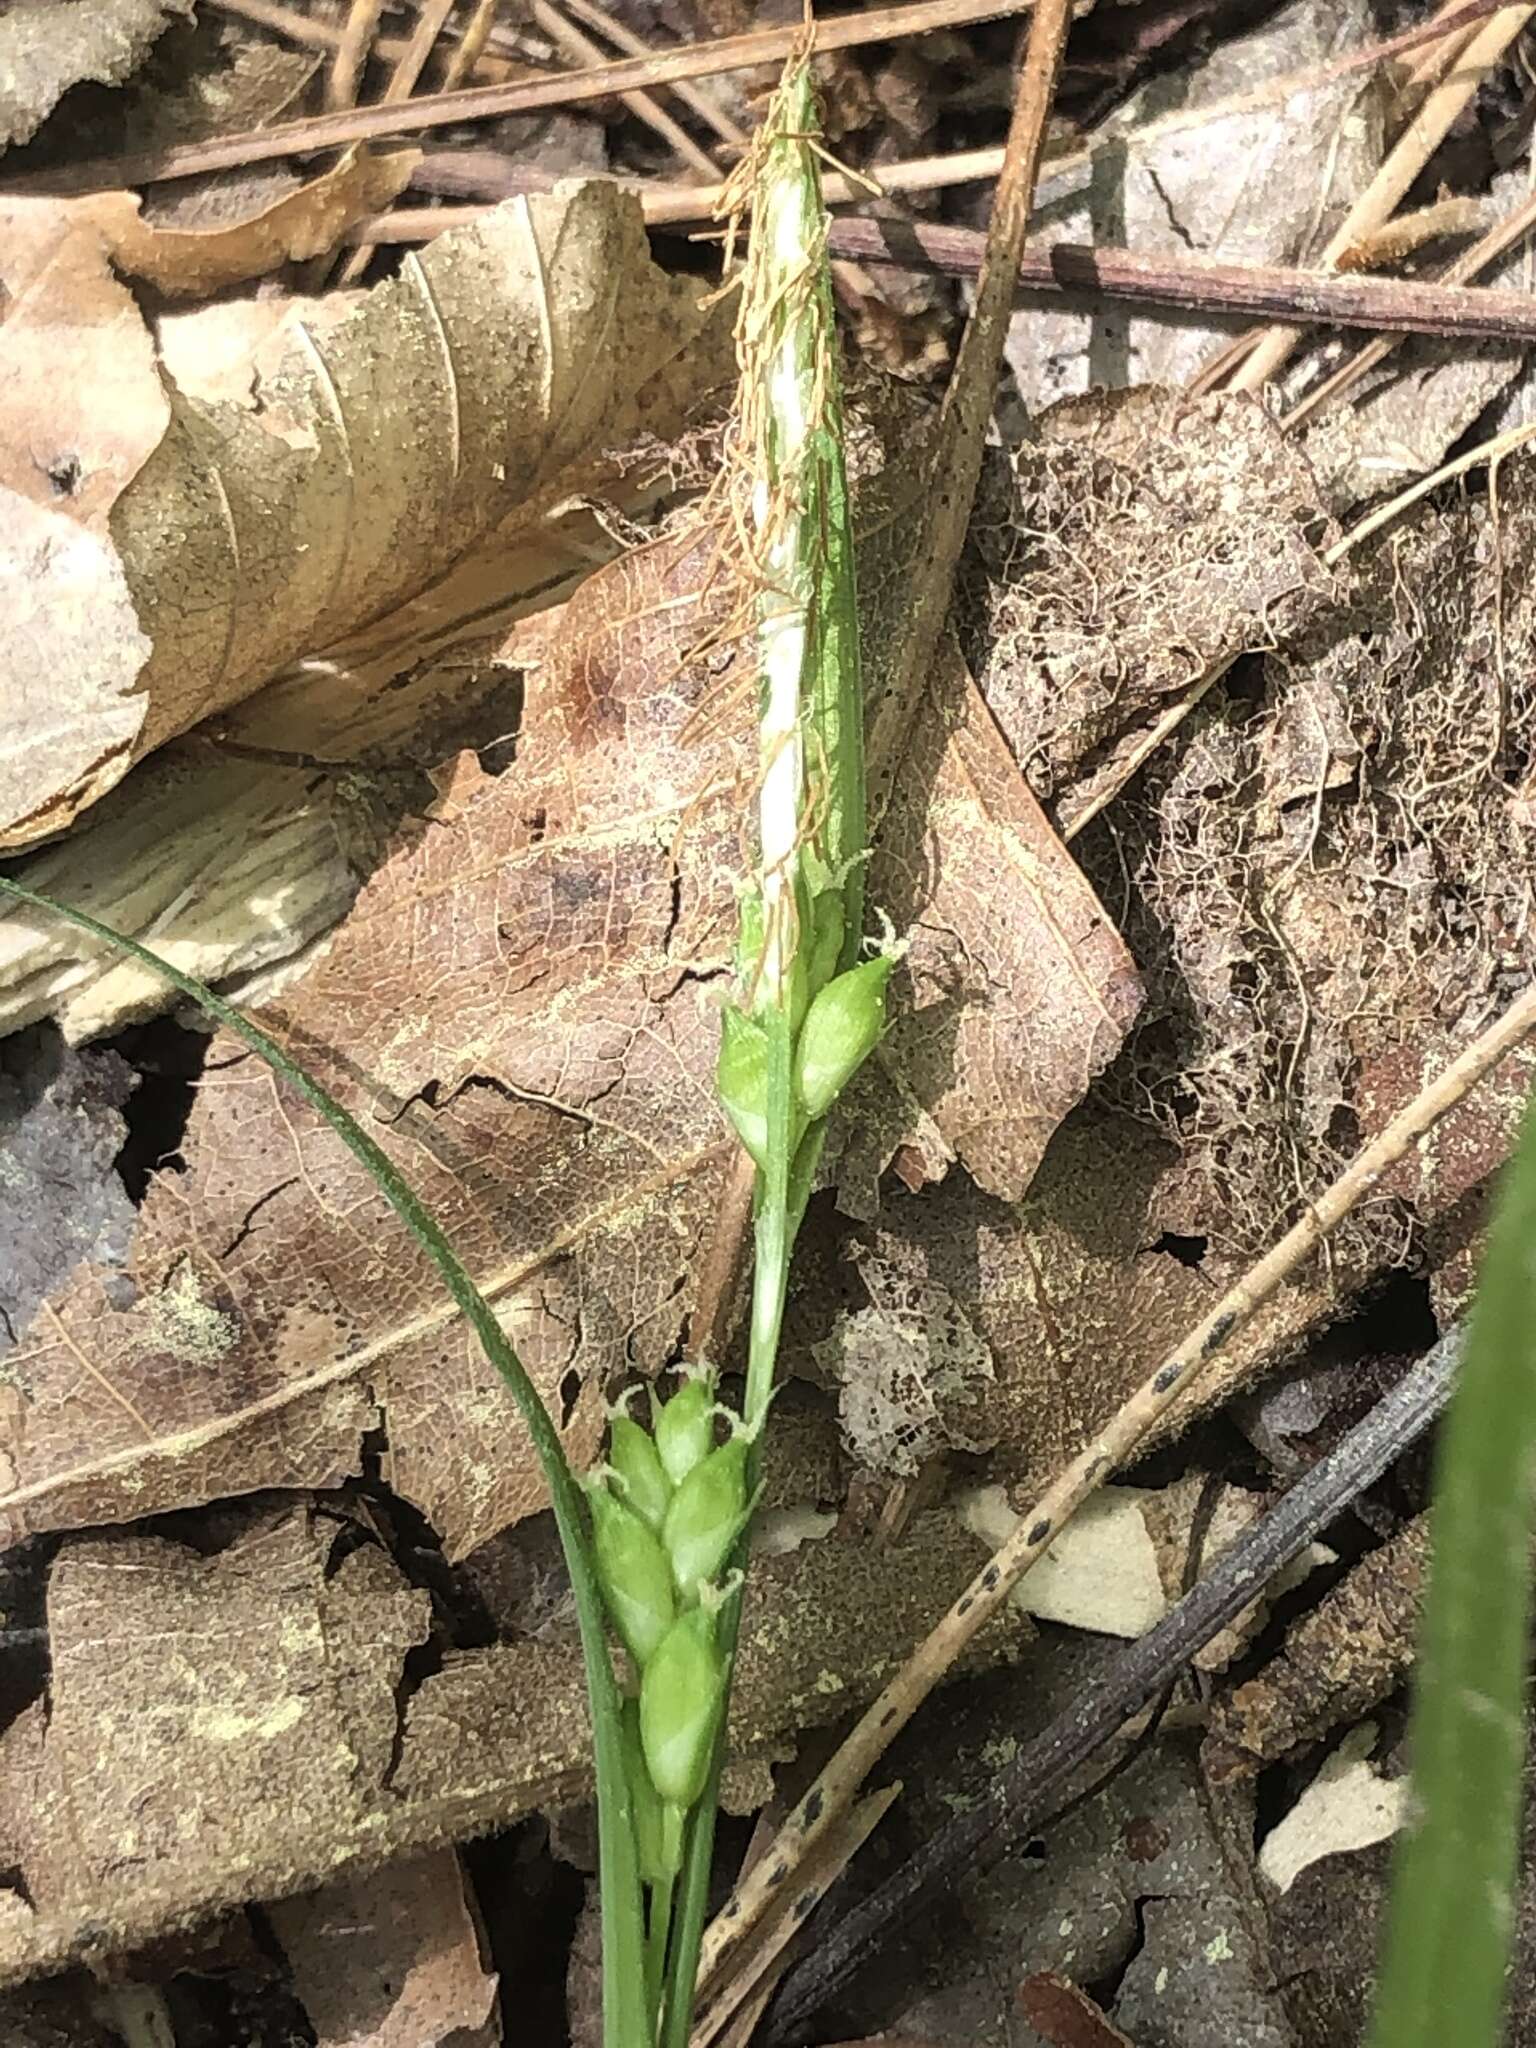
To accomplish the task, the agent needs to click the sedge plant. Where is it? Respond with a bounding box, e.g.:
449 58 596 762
0 45 883 2048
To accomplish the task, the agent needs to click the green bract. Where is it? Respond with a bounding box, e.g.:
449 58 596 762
663 1436 749 1602
588 1483 676 1668
640 1607 724 1808
609 1414 673 1533
793 954 895 1118
806 887 845 993
654 1376 717 1486
715 1006 771 1168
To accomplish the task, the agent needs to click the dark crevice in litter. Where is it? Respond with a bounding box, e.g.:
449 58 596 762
1147 1229 1208 1268
108 1015 212 1201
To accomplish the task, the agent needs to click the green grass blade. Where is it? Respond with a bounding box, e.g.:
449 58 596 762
0 875 650 2048
1368 1088 1536 2048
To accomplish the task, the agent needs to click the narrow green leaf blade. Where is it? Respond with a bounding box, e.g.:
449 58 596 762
0 875 650 2048
1369 1089 1536 2048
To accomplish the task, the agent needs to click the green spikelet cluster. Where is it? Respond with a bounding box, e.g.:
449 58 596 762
587 1375 749 1880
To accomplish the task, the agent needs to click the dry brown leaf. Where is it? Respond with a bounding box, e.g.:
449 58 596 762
0 181 711 850
873 660 1142 1200
106 146 421 297
0 529 741 1557
269 1850 501 2048
0 1507 431 1985
0 0 189 149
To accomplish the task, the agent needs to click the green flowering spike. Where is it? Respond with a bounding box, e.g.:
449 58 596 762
609 1413 672 1534
587 1482 676 1669
654 1376 717 1485
715 1005 770 1168
663 1436 749 1601
640 1606 724 1808
793 954 895 1119
622 1696 675 1884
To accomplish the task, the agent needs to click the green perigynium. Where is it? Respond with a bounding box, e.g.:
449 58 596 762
641 1605 725 1808
663 1435 749 1601
587 1372 742 1932
793 953 895 1119
609 1411 673 1534
654 1374 717 1484
588 1481 676 1668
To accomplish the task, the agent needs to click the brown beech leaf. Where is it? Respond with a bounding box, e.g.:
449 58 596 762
0 181 711 850
268 1850 501 2048
0 529 742 1559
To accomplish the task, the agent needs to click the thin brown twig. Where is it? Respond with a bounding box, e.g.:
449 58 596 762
195 0 1513 195
691 974 1536 1998
530 0 722 180
438 0 504 93
349 192 1536 344
688 1786 901 2048
1327 416 1536 558
1189 0 1488 395
210 0 519 79
332 0 457 284
327 0 385 109
1283 183 1536 429
8 0 1038 196
560 0 750 149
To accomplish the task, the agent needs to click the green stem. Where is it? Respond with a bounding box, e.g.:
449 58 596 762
0 876 651 2048
645 1871 675 2030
